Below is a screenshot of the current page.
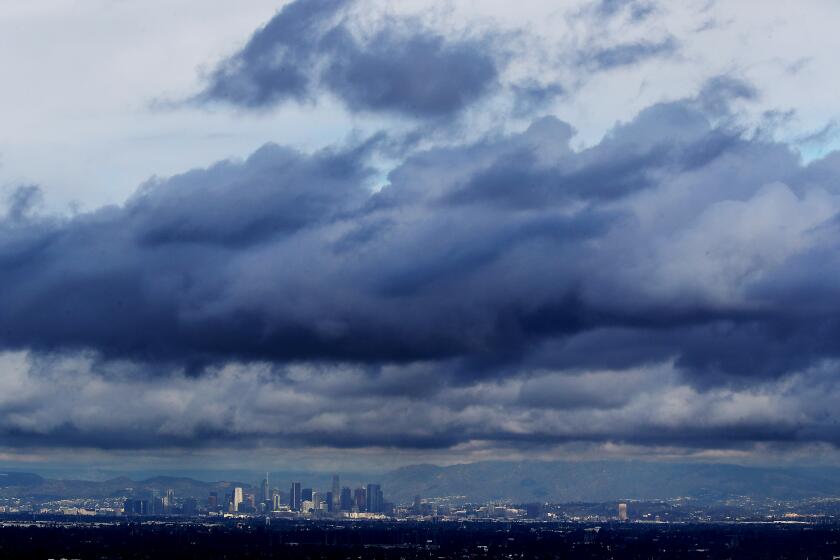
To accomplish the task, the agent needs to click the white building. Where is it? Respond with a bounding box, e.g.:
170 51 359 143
232 487 243 513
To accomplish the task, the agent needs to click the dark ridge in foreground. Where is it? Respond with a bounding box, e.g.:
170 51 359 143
2 520 840 559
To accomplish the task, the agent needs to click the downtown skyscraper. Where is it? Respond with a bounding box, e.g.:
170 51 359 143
290 482 301 512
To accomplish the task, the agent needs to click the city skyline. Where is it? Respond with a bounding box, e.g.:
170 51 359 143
4 2 840 556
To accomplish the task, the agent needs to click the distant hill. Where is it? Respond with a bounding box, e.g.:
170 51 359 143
0 472 253 500
380 461 840 504
0 472 44 488
4 461 840 504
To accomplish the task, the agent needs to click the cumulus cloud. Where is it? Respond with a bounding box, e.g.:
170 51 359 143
1 84 838 379
5 75 840 457
196 0 500 118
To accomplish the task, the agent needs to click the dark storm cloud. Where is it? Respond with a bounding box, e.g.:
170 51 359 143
8 79 840 453
197 0 500 117
129 142 372 246
2 85 839 386
197 0 343 107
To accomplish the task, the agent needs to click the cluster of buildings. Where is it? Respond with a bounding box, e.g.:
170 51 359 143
120 474 393 518
115 477 634 522
206 475 391 517
123 488 198 517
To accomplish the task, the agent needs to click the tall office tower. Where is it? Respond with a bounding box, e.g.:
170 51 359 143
261 473 270 502
290 482 302 511
340 487 353 511
150 489 160 514
354 487 366 512
618 502 628 522
366 484 383 513
208 492 219 509
325 491 334 513
311 491 320 511
165 488 175 513
272 493 282 511
302 487 313 502
183 498 197 516
232 487 243 513
331 475 340 509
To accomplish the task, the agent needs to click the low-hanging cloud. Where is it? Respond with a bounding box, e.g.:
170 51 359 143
3 352 840 456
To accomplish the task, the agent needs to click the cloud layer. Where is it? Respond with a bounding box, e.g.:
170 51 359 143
4 0 840 466
4 78 840 460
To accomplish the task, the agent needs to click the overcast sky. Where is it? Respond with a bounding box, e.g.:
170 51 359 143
3 0 840 476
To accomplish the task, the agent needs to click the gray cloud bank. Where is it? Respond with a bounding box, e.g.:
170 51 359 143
5 78 840 458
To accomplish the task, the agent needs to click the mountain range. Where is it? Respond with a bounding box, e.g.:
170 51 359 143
3 461 840 504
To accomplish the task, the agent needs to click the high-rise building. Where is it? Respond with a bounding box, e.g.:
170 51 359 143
618 502 628 522
261 473 270 503
208 492 219 510
340 487 353 511
290 482 302 511
525 503 544 518
302 487 313 502
325 491 334 513
183 498 197 516
150 490 161 514
331 475 340 509
232 487 243 513
124 499 147 515
354 487 366 512
366 484 383 513
311 491 320 511
165 488 175 513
